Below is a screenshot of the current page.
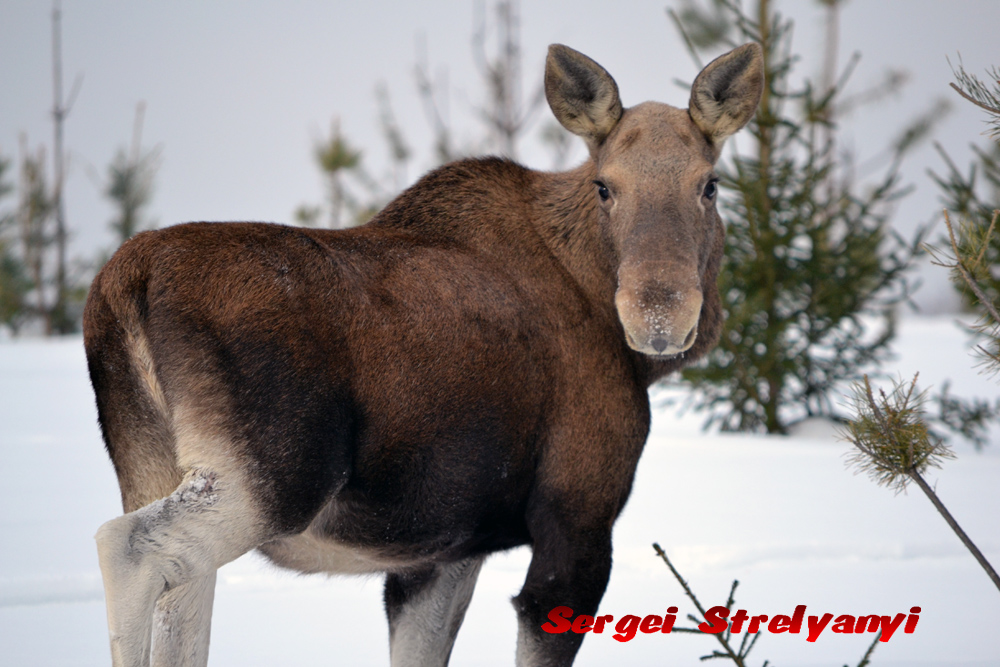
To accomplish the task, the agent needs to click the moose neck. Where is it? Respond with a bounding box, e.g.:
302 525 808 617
531 160 619 313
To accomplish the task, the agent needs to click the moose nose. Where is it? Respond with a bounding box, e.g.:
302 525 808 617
615 260 704 357
615 283 703 356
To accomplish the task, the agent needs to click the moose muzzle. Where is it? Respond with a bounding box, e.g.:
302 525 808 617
615 261 703 357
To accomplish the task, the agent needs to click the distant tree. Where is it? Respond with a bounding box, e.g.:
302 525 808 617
2 1 86 336
668 0 938 433
470 0 544 160
49 0 83 334
17 137 56 334
413 32 457 166
292 203 323 228
538 120 575 171
0 152 30 334
296 0 549 226
310 118 363 229
376 82 412 193
104 103 161 246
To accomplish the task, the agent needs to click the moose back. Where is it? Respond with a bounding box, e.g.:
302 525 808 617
85 43 762 666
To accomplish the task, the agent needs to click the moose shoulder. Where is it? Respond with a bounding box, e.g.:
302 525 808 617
85 43 762 667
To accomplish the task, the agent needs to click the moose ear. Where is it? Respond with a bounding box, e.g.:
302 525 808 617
545 44 623 153
689 43 764 146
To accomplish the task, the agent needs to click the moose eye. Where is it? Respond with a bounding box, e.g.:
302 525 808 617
593 181 611 202
703 179 718 200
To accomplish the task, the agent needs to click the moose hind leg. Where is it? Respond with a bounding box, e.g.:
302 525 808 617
96 469 264 667
150 572 217 667
384 556 485 667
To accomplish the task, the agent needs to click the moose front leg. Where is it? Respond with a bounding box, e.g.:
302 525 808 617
512 525 613 667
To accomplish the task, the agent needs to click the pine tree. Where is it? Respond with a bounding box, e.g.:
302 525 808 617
914 61 1000 448
929 60 1000 310
842 60 1000 595
0 152 30 334
105 103 161 246
670 0 931 433
314 118 363 229
49 0 82 334
470 0 544 160
17 139 56 334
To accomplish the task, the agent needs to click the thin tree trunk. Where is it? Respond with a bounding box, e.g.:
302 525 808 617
756 0 771 176
330 174 343 229
909 469 1000 593
756 0 782 433
51 0 68 334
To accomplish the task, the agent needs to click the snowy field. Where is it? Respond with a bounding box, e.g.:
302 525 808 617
1 316 998 667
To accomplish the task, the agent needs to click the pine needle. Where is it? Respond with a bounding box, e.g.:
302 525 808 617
842 374 955 494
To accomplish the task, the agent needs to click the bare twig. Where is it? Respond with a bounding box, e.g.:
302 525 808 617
854 629 882 667
652 543 745 666
414 33 454 164
665 8 705 70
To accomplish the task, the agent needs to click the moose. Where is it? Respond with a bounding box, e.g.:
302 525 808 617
84 42 762 666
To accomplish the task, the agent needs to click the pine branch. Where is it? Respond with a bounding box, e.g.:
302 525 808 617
665 7 706 70
842 375 1000 593
926 209 1000 372
943 209 1000 325
949 81 1000 116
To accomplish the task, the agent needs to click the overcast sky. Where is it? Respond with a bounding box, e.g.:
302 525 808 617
2 1 999 312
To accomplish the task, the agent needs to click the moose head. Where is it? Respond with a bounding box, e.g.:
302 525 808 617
545 43 763 357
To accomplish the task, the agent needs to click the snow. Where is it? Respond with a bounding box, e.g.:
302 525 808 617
1 317 998 666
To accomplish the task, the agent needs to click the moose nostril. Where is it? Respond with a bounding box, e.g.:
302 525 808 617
651 337 668 353
682 326 697 348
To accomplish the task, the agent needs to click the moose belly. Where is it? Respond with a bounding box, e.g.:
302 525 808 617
257 528 408 575
258 490 530 576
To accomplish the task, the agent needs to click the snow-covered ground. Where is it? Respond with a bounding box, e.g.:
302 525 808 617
1 317 998 667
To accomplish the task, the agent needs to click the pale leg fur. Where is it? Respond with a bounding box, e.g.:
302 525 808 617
96 469 263 667
515 617 546 667
151 572 217 667
389 557 485 667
